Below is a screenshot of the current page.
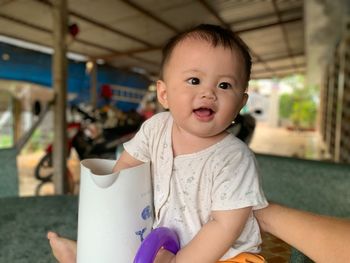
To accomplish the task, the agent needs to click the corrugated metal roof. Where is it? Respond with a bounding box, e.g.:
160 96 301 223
0 0 305 80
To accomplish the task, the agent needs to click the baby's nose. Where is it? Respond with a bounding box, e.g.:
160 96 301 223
200 88 216 100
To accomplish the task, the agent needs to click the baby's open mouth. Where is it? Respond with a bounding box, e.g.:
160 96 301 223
193 107 214 118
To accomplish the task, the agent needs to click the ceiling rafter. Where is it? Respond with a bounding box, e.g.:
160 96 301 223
120 0 179 33
93 46 161 60
197 0 231 28
0 11 159 68
99 17 303 60
125 54 159 67
236 17 302 34
35 0 156 48
196 0 277 78
0 12 117 53
251 69 305 79
256 51 304 63
271 0 297 70
0 13 50 34
228 6 302 26
253 62 305 74
0 1 305 80
0 31 90 57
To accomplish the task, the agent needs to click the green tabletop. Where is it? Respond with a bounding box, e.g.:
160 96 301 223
2 154 349 262
0 195 78 263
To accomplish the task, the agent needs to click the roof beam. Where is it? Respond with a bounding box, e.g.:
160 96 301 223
255 51 304 63
96 17 302 60
197 0 231 28
0 13 119 53
251 69 305 80
0 12 159 68
120 0 179 33
92 45 161 60
249 52 276 77
271 0 297 70
228 6 302 26
236 17 302 34
196 0 276 77
0 13 50 33
127 54 159 66
35 0 156 47
253 62 305 74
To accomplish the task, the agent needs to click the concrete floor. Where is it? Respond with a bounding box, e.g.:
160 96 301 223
18 150 80 197
250 122 324 160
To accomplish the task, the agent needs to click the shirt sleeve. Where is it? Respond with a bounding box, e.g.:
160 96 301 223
211 152 268 211
123 117 153 163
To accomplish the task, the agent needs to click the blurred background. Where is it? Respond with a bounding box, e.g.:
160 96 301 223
0 0 349 196
1 1 350 262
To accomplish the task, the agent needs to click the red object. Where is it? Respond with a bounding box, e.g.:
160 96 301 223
100 84 113 100
142 110 154 120
69 23 79 38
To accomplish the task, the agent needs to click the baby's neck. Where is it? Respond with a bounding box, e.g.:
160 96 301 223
171 124 228 156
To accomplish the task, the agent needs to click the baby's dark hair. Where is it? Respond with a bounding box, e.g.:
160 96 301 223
159 24 252 85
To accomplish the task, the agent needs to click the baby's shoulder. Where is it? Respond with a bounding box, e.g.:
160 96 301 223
142 111 171 129
211 134 255 165
145 111 171 124
221 134 252 154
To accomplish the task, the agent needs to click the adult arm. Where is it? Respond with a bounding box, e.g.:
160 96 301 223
254 203 350 263
155 207 252 263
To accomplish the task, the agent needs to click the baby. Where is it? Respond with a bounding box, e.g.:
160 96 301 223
48 24 267 263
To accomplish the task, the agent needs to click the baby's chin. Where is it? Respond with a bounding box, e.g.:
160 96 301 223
190 128 229 139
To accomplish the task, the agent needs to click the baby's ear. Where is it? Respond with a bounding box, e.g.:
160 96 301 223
156 80 169 109
241 92 249 109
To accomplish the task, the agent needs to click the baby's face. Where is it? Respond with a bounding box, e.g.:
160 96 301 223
157 37 248 138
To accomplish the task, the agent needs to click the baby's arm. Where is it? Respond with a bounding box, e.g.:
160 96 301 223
112 150 144 173
160 207 252 263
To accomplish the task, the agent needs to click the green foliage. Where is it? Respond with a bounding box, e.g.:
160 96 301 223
279 75 318 129
22 129 53 153
279 94 294 119
291 99 317 128
0 135 13 148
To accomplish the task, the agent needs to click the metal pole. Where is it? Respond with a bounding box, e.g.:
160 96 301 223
52 0 68 194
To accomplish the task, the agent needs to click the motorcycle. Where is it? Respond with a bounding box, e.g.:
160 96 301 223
228 109 264 145
34 105 143 195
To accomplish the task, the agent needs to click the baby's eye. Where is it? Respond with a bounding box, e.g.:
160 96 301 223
218 82 232 90
187 77 200 85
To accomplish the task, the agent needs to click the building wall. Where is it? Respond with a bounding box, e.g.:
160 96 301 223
0 42 151 111
305 0 350 88
306 0 350 163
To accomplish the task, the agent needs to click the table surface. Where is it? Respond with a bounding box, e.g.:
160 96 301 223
0 195 312 263
0 195 78 263
1 195 304 263
3 152 350 263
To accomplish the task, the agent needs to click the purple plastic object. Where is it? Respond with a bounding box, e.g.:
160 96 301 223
133 227 180 263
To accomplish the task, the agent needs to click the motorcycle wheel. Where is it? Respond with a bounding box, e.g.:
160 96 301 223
34 152 53 182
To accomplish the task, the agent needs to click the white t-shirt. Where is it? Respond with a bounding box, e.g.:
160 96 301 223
124 112 268 259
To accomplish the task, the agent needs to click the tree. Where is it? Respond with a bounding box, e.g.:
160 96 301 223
279 75 318 129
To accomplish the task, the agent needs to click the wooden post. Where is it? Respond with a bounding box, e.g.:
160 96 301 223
52 0 68 194
12 97 22 145
90 60 97 108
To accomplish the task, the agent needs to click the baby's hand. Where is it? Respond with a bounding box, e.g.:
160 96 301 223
154 248 176 263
